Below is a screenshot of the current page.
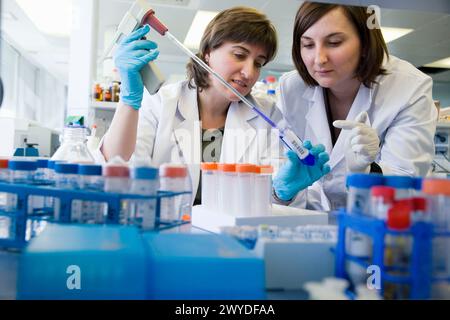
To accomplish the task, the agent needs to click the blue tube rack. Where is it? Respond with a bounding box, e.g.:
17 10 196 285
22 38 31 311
0 181 191 249
334 209 450 299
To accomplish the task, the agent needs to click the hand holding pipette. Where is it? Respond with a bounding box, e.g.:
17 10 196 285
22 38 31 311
114 25 159 109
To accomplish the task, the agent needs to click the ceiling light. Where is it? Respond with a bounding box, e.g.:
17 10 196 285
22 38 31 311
424 57 450 69
381 27 413 43
15 0 72 37
184 11 218 49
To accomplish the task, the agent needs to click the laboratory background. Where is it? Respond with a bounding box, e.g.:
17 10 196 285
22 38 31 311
0 0 449 302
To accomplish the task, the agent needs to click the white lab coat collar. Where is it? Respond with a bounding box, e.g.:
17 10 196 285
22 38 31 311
304 83 373 169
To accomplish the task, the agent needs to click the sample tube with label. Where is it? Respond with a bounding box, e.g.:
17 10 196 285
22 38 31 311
129 166 159 229
422 178 450 299
30 159 50 216
53 163 79 222
103 164 130 223
345 173 384 287
384 200 412 300
159 164 191 222
73 164 105 224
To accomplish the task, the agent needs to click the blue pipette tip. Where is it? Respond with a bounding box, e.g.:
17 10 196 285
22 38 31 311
301 154 316 166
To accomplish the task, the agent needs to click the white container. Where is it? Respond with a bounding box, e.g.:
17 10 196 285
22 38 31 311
103 164 130 223
51 125 94 163
217 163 237 216
129 166 159 229
253 165 273 217
73 164 105 224
200 162 218 211
159 164 191 222
236 164 256 217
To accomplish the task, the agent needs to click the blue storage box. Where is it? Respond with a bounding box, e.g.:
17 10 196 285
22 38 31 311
17 224 147 299
143 232 266 299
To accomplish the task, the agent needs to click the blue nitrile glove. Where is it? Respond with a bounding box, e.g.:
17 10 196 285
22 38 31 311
273 141 331 201
114 24 160 110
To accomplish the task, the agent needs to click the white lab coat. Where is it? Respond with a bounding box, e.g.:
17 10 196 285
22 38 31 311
278 55 437 211
95 80 284 199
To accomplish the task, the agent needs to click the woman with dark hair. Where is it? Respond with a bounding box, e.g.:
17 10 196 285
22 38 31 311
97 6 330 206
276 2 437 210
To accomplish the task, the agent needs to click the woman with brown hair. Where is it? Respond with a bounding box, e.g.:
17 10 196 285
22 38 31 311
97 6 331 206
277 2 437 210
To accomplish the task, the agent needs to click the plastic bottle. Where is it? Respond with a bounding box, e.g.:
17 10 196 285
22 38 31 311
346 174 384 287
128 166 159 229
422 179 450 231
236 164 256 217
200 162 218 211
72 164 105 224
217 163 237 216
51 125 94 163
384 175 415 200
253 165 273 217
370 186 395 220
53 163 79 222
159 164 191 222
422 178 450 299
384 200 412 300
103 164 130 223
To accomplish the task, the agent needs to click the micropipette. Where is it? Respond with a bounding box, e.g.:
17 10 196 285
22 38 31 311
140 8 315 166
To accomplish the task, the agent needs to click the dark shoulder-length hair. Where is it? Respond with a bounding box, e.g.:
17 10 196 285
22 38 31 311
186 6 278 90
292 2 388 88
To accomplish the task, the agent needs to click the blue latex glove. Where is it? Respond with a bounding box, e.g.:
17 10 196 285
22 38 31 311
273 141 331 201
114 24 160 110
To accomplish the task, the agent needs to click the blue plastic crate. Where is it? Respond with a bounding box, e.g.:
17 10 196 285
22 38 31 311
17 224 148 300
143 232 266 300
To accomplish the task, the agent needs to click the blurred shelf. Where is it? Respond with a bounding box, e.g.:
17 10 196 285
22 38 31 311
91 101 118 110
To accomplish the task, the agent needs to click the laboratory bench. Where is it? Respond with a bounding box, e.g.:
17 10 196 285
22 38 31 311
0 218 334 300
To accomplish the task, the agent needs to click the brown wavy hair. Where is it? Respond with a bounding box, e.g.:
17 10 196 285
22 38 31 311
292 2 388 88
186 6 278 90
